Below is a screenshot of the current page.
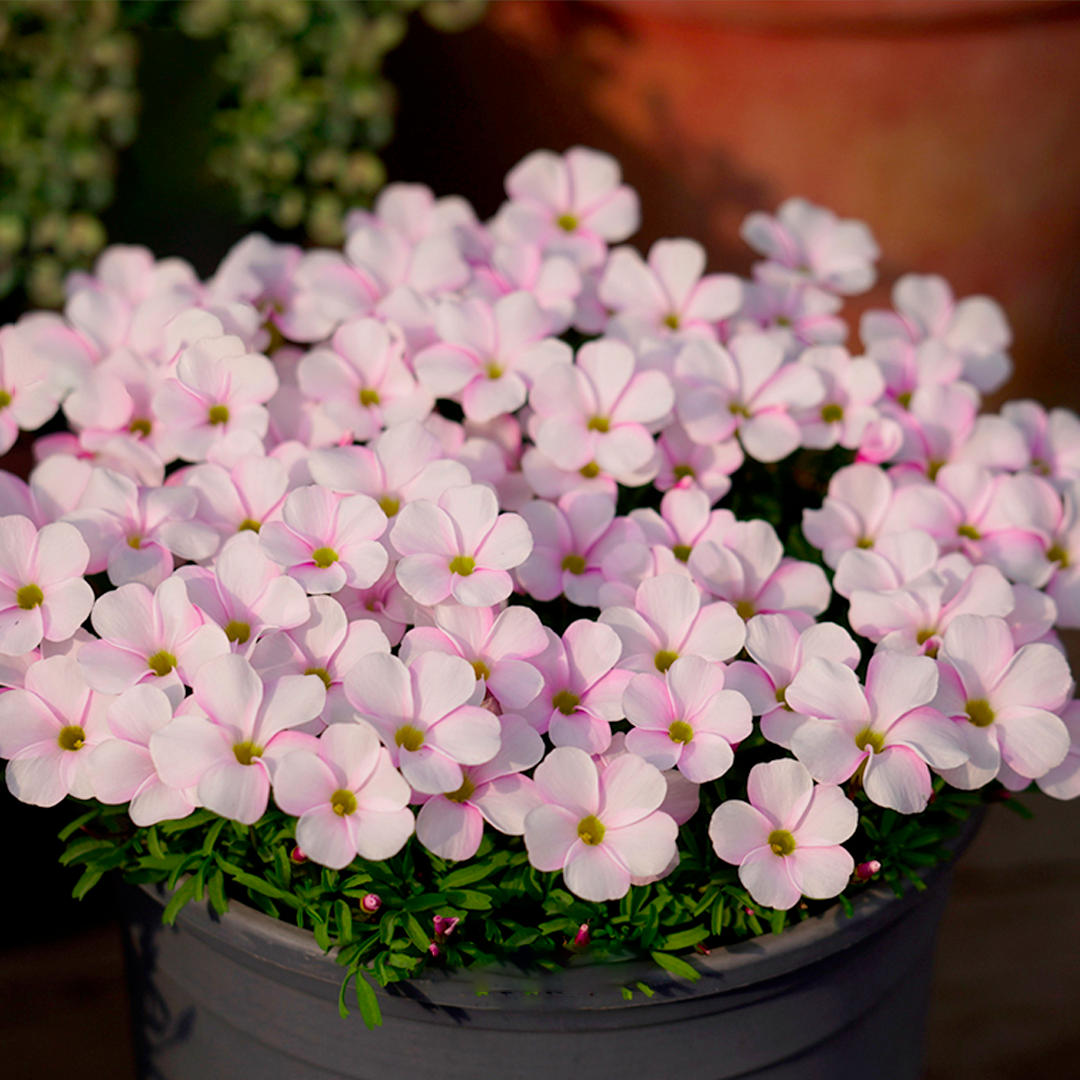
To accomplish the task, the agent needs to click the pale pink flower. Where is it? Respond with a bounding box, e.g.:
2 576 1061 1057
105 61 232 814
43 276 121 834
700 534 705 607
786 652 967 814
689 520 831 629
731 276 847 354
793 346 888 451
273 721 414 868
598 573 746 674
207 233 303 326
470 242 582 336
524 746 677 902
674 334 825 463
0 455 94 528
414 294 571 423
654 421 743 503
77 576 231 704
180 454 291 542
390 483 532 607
530 339 674 482
623 655 752 783
400 603 547 711
831 529 941 600
932 614 1072 789
861 274 1012 394
153 334 278 465
297 317 431 441
150 653 326 824
741 198 880 296
342 651 501 795
0 654 114 805
494 147 640 270
598 239 741 347
250 594 390 727
627 488 735 570
1003 400 1080 491
0 516 93 655
86 683 197 826
517 621 631 753
63 467 219 588
518 445 624 501
177 532 311 652
335 569 414 647
415 713 544 861
1035 700 1080 801
516 490 642 607
725 614 860 749
0 323 63 455
709 758 858 910
259 485 388 594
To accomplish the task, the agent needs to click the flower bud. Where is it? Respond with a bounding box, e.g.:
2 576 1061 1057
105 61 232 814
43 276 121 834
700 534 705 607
433 915 460 939
289 845 308 863
854 860 882 882
360 893 382 915
573 923 590 949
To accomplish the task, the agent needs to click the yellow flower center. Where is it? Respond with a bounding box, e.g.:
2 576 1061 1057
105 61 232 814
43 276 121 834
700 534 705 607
736 599 756 621
579 462 600 479
672 544 692 563
395 724 425 752
821 403 844 423
855 727 886 755
957 524 981 541
16 584 43 610
552 689 580 715
561 553 586 575
238 518 261 533
305 666 332 689
897 391 912 410
775 685 793 711
672 464 695 481
485 361 504 380
312 546 339 568
668 720 694 744
0 389 11 409
208 404 230 425
577 814 605 846
1048 543 1070 568
233 741 263 766
729 402 751 418
587 416 610 433
654 650 679 673
663 313 680 331
768 829 796 857
147 650 177 677
128 535 142 549
379 495 400 518
57 725 86 752
330 788 357 816
557 213 578 233
444 775 476 804
965 698 995 728
856 536 874 549
224 620 251 644
471 659 491 681
448 555 475 576
129 418 152 437
359 388 381 407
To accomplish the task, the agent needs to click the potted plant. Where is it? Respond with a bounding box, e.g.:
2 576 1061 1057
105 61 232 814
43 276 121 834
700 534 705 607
0 146 1075 1079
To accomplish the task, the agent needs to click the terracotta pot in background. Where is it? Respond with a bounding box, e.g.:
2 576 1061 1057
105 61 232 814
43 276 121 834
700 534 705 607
469 0 1080 413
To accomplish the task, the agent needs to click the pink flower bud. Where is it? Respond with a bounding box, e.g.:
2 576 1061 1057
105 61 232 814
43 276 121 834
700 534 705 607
289 846 308 863
573 923 590 949
433 915 460 939
855 860 882 882
360 893 382 914
428 942 441 958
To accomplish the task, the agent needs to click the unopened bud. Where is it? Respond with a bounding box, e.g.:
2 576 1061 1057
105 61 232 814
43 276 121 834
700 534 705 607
428 942 441 958
360 893 382 914
289 845 308 863
433 915 460 939
855 860 882 882
573 923 590 949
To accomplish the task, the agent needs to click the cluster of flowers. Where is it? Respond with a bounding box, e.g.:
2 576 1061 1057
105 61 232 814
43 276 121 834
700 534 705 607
0 147 1076 914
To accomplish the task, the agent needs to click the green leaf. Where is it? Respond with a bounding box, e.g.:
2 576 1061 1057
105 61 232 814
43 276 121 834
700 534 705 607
147 827 165 861
201 816 227 856
662 925 710 951
338 970 353 1019
635 981 655 998
503 927 540 949
71 867 104 900
59 838 113 865
401 893 447 912
444 889 492 911
621 986 633 1001
314 920 331 952
769 909 786 935
711 895 726 936
207 868 228 916
650 950 701 983
403 913 430 953
440 862 495 888
58 809 100 843
162 877 198 926
160 809 216 835
378 911 399 945
355 970 385 1029
335 899 353 944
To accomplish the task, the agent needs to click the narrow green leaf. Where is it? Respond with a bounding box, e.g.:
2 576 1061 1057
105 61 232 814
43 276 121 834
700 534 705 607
355 970 383 1029
72 867 104 900
314 920 331 952
711 895 726 936
162 877 198 926
503 927 540 949
160 809 216 835
147 827 165 861
440 862 494 888
58 810 99 843
769 909 786 935
378 911 399 945
59 838 113 865
336 899 353 943
650 950 701 983
403 913 430 953
401 893 448 912
662 925 710 951
201 816 227 856
338 970 353 1019
444 889 492 911
207 869 228 916
635 981 655 998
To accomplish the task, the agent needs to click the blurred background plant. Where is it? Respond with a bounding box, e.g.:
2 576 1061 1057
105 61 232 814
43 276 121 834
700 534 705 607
0 0 485 309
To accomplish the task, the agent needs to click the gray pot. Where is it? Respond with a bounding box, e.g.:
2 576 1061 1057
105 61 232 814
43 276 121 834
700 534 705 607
121 817 980 1080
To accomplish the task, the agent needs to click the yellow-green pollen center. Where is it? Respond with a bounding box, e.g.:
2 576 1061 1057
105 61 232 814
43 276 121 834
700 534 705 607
672 464 695 481
775 685 792 711
330 788 357 816
663 313 680 331
379 495 400 518
668 720 694 744
672 544 692 563
768 829 796 857
128 535 142 549
471 659 491 681
444 775 476 804
129 418 152 437
233 741 263 766
552 689 580 715
561 553 586 575
965 699 995 728
916 628 936 646
57 725 86 752
305 666 332 689
1048 543 1070 567
208 404 230 425
448 555 475 576
821 403 844 423
579 462 600 479
557 213 578 233
587 416 610 433
147 650 177 677
16 583 43 610
238 518 261 533
359 388 381 407
957 524 981 541
856 536 874 550
577 814 605 846
485 361 504 380
0 389 11 409
225 620 251 645
855 727 886 755
312 546 339 568
736 600 756 621
395 724 425 752
654 650 679 673
729 402 750 418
